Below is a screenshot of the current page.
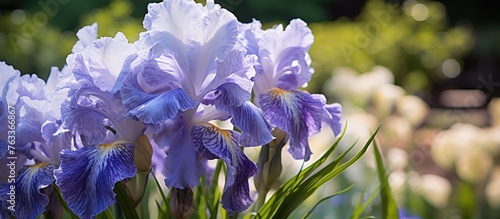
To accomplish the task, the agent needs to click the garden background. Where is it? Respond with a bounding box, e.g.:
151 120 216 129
1 0 500 218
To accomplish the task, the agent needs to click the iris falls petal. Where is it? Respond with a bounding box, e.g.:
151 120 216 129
2 163 55 219
121 69 196 124
324 103 342 136
259 88 324 161
217 101 274 146
54 142 136 218
191 124 258 212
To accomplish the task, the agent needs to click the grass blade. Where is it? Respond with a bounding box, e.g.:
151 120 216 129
302 184 355 219
114 183 140 219
373 140 399 219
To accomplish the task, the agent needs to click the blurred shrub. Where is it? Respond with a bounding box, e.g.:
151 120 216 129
0 11 76 79
308 0 474 93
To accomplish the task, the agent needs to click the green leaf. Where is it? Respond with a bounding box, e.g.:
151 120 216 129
373 140 399 219
193 176 208 218
256 123 349 216
351 186 382 219
54 184 79 219
152 172 170 214
302 184 355 219
95 208 115 219
273 126 378 218
113 183 140 219
458 181 476 219
208 160 223 219
259 125 380 218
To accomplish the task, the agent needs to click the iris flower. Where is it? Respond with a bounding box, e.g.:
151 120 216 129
53 24 145 218
0 62 72 219
120 0 273 212
240 19 342 161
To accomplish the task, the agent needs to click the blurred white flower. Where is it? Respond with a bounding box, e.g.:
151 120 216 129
324 66 394 108
373 84 405 118
387 147 410 171
415 174 452 209
430 123 490 170
488 98 500 127
481 127 500 156
455 148 493 184
382 116 413 149
396 95 429 126
340 112 379 157
389 170 407 203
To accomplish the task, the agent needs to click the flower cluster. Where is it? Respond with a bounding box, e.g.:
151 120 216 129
0 0 341 218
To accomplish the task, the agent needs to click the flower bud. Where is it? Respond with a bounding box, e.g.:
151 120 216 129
255 129 287 192
170 188 194 219
134 134 153 172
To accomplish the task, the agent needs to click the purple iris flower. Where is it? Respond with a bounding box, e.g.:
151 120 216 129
53 24 145 218
239 19 342 161
120 0 273 212
0 62 73 219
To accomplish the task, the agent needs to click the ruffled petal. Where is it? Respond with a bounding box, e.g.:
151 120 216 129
121 67 196 124
5 163 55 219
142 0 203 48
163 125 205 188
259 88 324 161
247 19 313 92
41 120 72 162
86 32 137 92
142 0 239 98
54 142 136 218
310 94 343 136
211 49 256 94
15 97 54 151
217 102 274 146
130 88 196 124
191 124 258 212
238 19 263 56
61 102 107 146
324 103 342 136
214 82 250 107
72 23 98 53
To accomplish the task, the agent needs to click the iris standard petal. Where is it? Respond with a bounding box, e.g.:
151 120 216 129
86 32 137 92
16 97 53 147
5 163 55 219
217 101 274 146
41 120 72 163
238 19 263 56
213 49 256 94
54 142 136 218
163 125 205 188
61 102 107 146
191 124 258 212
72 23 98 53
259 88 324 161
142 0 203 48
